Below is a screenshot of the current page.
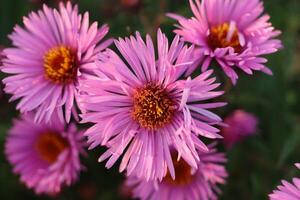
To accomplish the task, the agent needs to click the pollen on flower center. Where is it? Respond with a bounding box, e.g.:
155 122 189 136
132 83 177 130
44 46 77 84
207 23 242 53
163 155 194 186
35 132 69 164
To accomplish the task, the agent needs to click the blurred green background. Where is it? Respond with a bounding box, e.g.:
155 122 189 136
0 0 300 199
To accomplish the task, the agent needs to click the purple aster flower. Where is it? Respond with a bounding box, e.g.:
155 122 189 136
221 109 258 148
79 29 225 181
269 164 300 200
1 2 111 123
5 113 86 195
126 143 228 200
168 0 282 84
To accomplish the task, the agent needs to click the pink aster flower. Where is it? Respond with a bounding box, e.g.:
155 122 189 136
168 0 282 84
269 164 300 200
1 2 111 123
5 113 86 195
79 29 225 181
221 109 258 148
126 143 227 200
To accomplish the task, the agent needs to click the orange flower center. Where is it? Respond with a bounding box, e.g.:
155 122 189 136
35 132 69 164
132 83 176 130
44 46 77 84
163 155 194 186
207 23 242 53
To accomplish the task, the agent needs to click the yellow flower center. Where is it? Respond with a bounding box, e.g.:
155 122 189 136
35 132 69 164
44 46 77 84
207 23 242 53
132 83 176 130
163 154 194 186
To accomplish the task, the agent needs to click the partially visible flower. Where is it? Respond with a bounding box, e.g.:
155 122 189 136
269 164 300 200
168 0 282 84
127 143 228 200
79 30 225 181
221 110 258 148
5 113 86 195
1 2 111 123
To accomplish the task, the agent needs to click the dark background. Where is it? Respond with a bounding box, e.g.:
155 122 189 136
0 0 300 199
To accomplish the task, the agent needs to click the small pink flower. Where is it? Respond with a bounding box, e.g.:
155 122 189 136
221 110 258 148
79 30 225 181
168 0 282 84
5 113 86 195
1 2 111 123
269 164 300 200
127 143 228 200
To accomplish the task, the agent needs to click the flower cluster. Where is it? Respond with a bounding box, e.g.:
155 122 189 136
0 0 283 199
